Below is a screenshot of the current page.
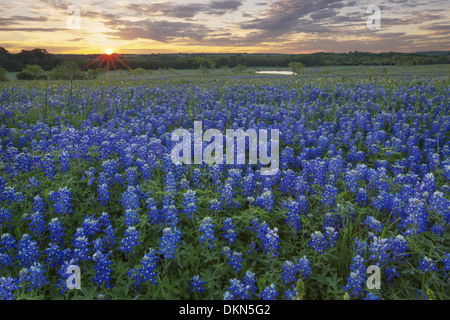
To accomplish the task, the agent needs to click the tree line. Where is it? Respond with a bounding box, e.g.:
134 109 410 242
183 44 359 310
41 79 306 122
0 47 449 76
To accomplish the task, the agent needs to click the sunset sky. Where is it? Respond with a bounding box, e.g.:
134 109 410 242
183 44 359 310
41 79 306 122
0 0 449 54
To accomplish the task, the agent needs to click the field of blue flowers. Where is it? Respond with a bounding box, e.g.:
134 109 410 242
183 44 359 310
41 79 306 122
0 75 449 300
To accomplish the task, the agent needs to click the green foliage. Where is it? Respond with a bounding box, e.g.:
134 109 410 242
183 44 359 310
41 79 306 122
233 64 248 73
193 56 216 74
49 65 71 80
0 66 8 82
288 62 305 75
16 64 47 80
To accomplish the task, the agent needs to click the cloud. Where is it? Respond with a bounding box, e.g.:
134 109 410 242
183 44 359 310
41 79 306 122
105 19 211 42
0 27 66 32
125 0 242 19
0 15 48 26
240 0 346 37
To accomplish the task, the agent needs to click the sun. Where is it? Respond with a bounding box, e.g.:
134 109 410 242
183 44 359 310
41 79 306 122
106 48 113 55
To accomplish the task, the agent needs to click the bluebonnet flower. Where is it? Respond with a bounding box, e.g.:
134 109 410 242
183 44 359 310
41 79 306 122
190 275 206 293
73 228 90 262
223 278 250 300
192 168 204 188
44 242 70 268
364 292 380 300
48 218 65 245
17 234 40 268
81 167 96 186
162 171 178 206
93 251 113 288
0 233 16 252
228 251 244 273
385 265 401 284
0 277 20 300
260 283 278 300
32 195 46 213
308 231 328 254
220 182 240 209
441 253 450 275
389 235 408 261
209 164 223 186
222 246 231 257
281 260 299 284
98 183 110 206
146 197 161 225
24 211 46 238
344 169 360 192
125 167 138 186
119 226 141 255
113 173 123 185
179 178 189 190
103 224 117 251
402 198 429 236
420 173 436 194
242 173 256 197
102 159 119 177
285 285 297 300
417 256 438 274
283 199 302 232
124 209 140 227
0 252 13 269
27 177 40 188
92 238 106 253
18 262 49 291
59 150 70 172
158 227 182 260
297 256 312 279
209 199 222 212
81 214 101 237
242 270 257 296
49 187 73 216
182 189 198 220
261 226 280 257
324 227 339 247
254 189 274 212
128 248 159 290
40 154 56 180
121 186 141 211
198 217 216 250
0 207 12 227
430 224 445 236
368 236 390 266
162 204 179 227
321 184 338 208
363 216 383 234
1 186 24 204
343 254 366 298
56 258 79 295
222 218 237 246
279 169 298 196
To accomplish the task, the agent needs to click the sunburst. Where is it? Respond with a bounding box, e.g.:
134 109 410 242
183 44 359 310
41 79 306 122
81 49 134 80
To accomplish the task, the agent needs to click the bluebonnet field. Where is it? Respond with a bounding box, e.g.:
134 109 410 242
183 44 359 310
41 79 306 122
0 75 449 300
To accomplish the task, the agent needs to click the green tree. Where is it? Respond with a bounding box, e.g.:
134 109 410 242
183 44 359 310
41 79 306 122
61 60 81 79
234 64 248 73
133 67 147 77
16 64 46 80
0 67 8 82
86 69 99 80
49 65 71 80
193 56 215 74
288 62 305 75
